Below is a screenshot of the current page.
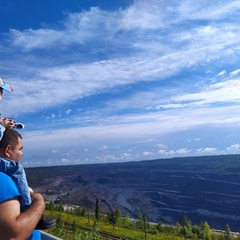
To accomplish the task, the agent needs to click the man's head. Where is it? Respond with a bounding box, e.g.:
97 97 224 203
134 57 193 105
0 129 23 162
0 77 13 100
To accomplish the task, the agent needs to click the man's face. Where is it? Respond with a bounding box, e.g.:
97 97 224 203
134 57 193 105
9 137 23 162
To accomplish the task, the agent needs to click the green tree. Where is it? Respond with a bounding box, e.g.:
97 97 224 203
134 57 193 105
47 201 54 216
122 214 131 228
108 209 117 229
60 203 64 212
223 224 233 240
136 212 149 238
95 198 100 221
81 207 87 217
156 220 164 233
74 207 81 216
115 208 121 223
175 221 181 234
58 202 64 218
143 213 148 239
180 215 193 240
199 221 211 240
164 225 176 235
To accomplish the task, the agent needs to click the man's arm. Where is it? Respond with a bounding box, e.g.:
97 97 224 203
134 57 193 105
0 192 45 240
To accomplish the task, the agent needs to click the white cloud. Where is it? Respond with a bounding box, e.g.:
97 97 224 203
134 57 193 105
169 150 175 155
169 77 240 107
159 149 175 155
217 70 226 76
10 28 64 51
177 1 240 20
230 69 240 76
51 149 58 154
195 138 201 141
3 1 240 119
159 150 167 154
143 151 153 156
226 144 240 152
99 145 108 151
21 103 240 153
120 152 132 159
196 147 217 153
61 158 70 164
65 109 72 115
154 144 167 149
176 148 191 154
119 0 165 30
101 155 117 161
140 138 155 143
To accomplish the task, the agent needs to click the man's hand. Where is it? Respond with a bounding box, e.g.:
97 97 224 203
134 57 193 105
31 192 45 207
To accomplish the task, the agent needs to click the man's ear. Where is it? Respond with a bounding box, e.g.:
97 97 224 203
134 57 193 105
4 145 12 158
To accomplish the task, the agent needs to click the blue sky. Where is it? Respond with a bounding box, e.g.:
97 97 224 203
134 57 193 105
1 0 240 167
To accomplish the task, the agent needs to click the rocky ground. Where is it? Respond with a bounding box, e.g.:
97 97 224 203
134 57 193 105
26 155 240 232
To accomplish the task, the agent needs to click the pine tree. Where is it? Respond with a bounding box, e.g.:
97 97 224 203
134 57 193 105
180 215 193 240
108 209 117 229
156 221 164 232
199 221 211 240
223 224 233 240
115 208 121 223
95 197 100 221
143 213 147 239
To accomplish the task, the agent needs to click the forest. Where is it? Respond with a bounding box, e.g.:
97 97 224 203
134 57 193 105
44 199 239 240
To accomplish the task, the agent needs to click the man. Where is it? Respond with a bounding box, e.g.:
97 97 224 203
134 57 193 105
0 129 45 240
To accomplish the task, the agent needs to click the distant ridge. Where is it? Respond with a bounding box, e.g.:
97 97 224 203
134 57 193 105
27 153 240 170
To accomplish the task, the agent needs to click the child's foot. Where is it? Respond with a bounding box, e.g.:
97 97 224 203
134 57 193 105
35 215 56 230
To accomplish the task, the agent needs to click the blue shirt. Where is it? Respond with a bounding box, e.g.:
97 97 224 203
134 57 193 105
0 172 41 240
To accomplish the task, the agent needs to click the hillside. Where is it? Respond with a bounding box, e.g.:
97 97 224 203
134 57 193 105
25 154 240 232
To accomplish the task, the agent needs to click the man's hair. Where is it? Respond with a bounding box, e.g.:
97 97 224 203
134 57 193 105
0 129 22 151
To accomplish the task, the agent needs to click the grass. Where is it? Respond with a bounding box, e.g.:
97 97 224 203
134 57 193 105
44 210 185 240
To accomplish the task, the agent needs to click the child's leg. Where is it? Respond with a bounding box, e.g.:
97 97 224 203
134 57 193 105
13 162 32 207
0 158 32 207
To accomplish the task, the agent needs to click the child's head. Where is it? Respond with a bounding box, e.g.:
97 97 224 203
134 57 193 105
0 77 13 100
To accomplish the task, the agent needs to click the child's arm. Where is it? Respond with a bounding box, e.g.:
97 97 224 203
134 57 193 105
0 118 14 141
0 118 15 130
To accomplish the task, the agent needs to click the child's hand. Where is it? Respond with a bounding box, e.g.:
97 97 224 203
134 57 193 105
0 117 14 129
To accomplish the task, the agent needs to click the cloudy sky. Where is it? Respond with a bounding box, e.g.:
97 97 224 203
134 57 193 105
1 0 240 167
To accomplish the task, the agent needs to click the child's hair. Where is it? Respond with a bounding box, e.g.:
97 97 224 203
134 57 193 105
0 129 22 151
